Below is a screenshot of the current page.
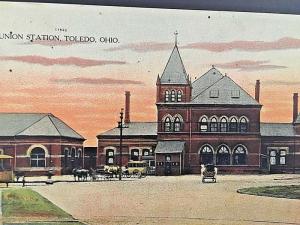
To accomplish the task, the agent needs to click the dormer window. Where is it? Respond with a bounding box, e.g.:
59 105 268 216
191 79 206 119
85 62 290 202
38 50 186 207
171 90 176 102
165 90 170 102
231 90 240 98
177 90 182 102
209 90 219 98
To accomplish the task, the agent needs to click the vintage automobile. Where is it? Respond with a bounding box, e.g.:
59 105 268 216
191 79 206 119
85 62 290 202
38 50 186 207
201 164 217 183
126 161 147 177
0 154 14 185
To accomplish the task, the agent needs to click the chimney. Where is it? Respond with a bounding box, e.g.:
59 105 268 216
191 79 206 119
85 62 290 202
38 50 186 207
255 80 260 102
293 93 298 123
125 91 131 123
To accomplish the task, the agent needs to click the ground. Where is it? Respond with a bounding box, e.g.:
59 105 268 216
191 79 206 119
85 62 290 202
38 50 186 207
28 174 300 225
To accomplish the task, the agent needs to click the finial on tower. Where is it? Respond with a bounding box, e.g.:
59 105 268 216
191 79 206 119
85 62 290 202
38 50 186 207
174 31 178 46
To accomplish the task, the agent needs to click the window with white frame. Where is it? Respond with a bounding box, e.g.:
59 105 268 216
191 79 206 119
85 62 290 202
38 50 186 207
199 117 208 132
240 117 248 133
216 145 230 165
199 145 214 165
279 150 287 165
210 117 218 132
131 149 139 161
165 90 170 102
269 150 277 165
174 116 182 132
171 90 176 102
229 117 238 132
177 90 182 102
220 117 228 132
30 147 46 167
164 117 172 132
106 149 115 165
233 145 247 165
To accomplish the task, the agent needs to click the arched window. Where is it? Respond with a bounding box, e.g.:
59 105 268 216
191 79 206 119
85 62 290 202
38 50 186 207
165 90 170 102
220 117 228 132
210 117 218 132
131 149 139 161
106 149 115 165
164 117 172 132
199 145 214 165
30 147 46 167
233 145 247 165
171 90 176 102
78 149 82 159
216 145 230 165
64 148 69 166
174 116 182 132
177 90 182 102
229 117 238 132
71 147 76 158
199 117 208 132
240 117 248 133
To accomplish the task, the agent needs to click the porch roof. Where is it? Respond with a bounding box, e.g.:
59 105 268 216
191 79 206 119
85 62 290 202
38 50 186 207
155 141 185 154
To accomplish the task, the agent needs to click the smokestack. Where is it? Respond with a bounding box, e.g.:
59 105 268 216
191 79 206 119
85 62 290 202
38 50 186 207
255 80 260 102
293 93 298 123
125 91 131 123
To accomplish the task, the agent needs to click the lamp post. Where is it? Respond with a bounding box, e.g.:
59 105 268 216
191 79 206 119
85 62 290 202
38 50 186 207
118 108 124 180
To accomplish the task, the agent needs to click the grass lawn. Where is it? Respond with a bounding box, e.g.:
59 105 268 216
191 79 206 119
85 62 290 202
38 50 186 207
237 185 300 199
2 188 84 224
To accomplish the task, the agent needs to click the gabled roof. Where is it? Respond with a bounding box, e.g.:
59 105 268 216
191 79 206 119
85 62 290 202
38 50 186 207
260 123 295 137
295 113 300 124
98 122 157 137
155 141 185 153
191 72 260 106
160 45 189 84
0 113 85 140
192 67 223 97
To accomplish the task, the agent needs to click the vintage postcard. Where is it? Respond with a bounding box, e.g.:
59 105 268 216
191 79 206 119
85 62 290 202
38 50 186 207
0 1 299 225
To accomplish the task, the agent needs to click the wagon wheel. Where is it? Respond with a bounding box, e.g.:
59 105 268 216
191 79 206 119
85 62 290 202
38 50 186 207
132 170 139 178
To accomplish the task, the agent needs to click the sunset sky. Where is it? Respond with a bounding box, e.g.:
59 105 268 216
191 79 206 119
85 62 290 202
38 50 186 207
0 2 300 146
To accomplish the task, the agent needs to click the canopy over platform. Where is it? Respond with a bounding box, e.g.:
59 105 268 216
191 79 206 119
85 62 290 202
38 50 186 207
155 141 185 154
0 154 13 159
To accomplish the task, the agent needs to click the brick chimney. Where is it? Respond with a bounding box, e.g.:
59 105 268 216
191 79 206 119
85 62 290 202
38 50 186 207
255 80 260 102
125 91 131 123
293 93 298 123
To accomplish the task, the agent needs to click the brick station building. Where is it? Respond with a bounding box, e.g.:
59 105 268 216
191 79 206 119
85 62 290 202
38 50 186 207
0 113 85 176
97 43 300 175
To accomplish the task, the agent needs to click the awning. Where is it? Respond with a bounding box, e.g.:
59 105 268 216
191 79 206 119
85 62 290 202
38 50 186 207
155 141 185 154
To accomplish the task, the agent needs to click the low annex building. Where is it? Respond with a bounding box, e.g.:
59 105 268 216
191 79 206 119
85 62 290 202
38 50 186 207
97 43 300 175
0 113 85 175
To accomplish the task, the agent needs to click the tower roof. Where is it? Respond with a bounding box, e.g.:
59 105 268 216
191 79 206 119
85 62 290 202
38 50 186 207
160 45 189 84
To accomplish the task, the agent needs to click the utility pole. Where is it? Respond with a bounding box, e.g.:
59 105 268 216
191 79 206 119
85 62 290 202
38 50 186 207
118 108 124 180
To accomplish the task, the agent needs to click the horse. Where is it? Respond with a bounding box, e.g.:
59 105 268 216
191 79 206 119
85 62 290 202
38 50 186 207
72 168 89 181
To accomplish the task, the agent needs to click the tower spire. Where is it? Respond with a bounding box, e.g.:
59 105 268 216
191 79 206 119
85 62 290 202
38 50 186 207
174 31 178 46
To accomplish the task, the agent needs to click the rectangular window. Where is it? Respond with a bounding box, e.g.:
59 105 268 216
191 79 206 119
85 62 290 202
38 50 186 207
270 150 277 165
231 90 240 98
210 123 218 132
279 150 286 165
200 124 208 132
209 90 219 98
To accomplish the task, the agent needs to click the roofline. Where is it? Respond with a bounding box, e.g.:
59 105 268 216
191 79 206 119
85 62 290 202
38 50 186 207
97 134 157 139
2 134 86 141
156 103 262 108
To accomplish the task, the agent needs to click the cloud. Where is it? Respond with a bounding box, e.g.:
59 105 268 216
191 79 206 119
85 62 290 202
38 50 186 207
106 37 300 53
51 77 144 85
106 42 173 52
182 37 300 52
262 80 300 86
0 55 127 67
215 60 287 71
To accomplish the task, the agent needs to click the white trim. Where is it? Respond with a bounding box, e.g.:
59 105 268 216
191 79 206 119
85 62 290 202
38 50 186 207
26 144 49 157
216 144 231 154
198 144 215 154
233 144 248 154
